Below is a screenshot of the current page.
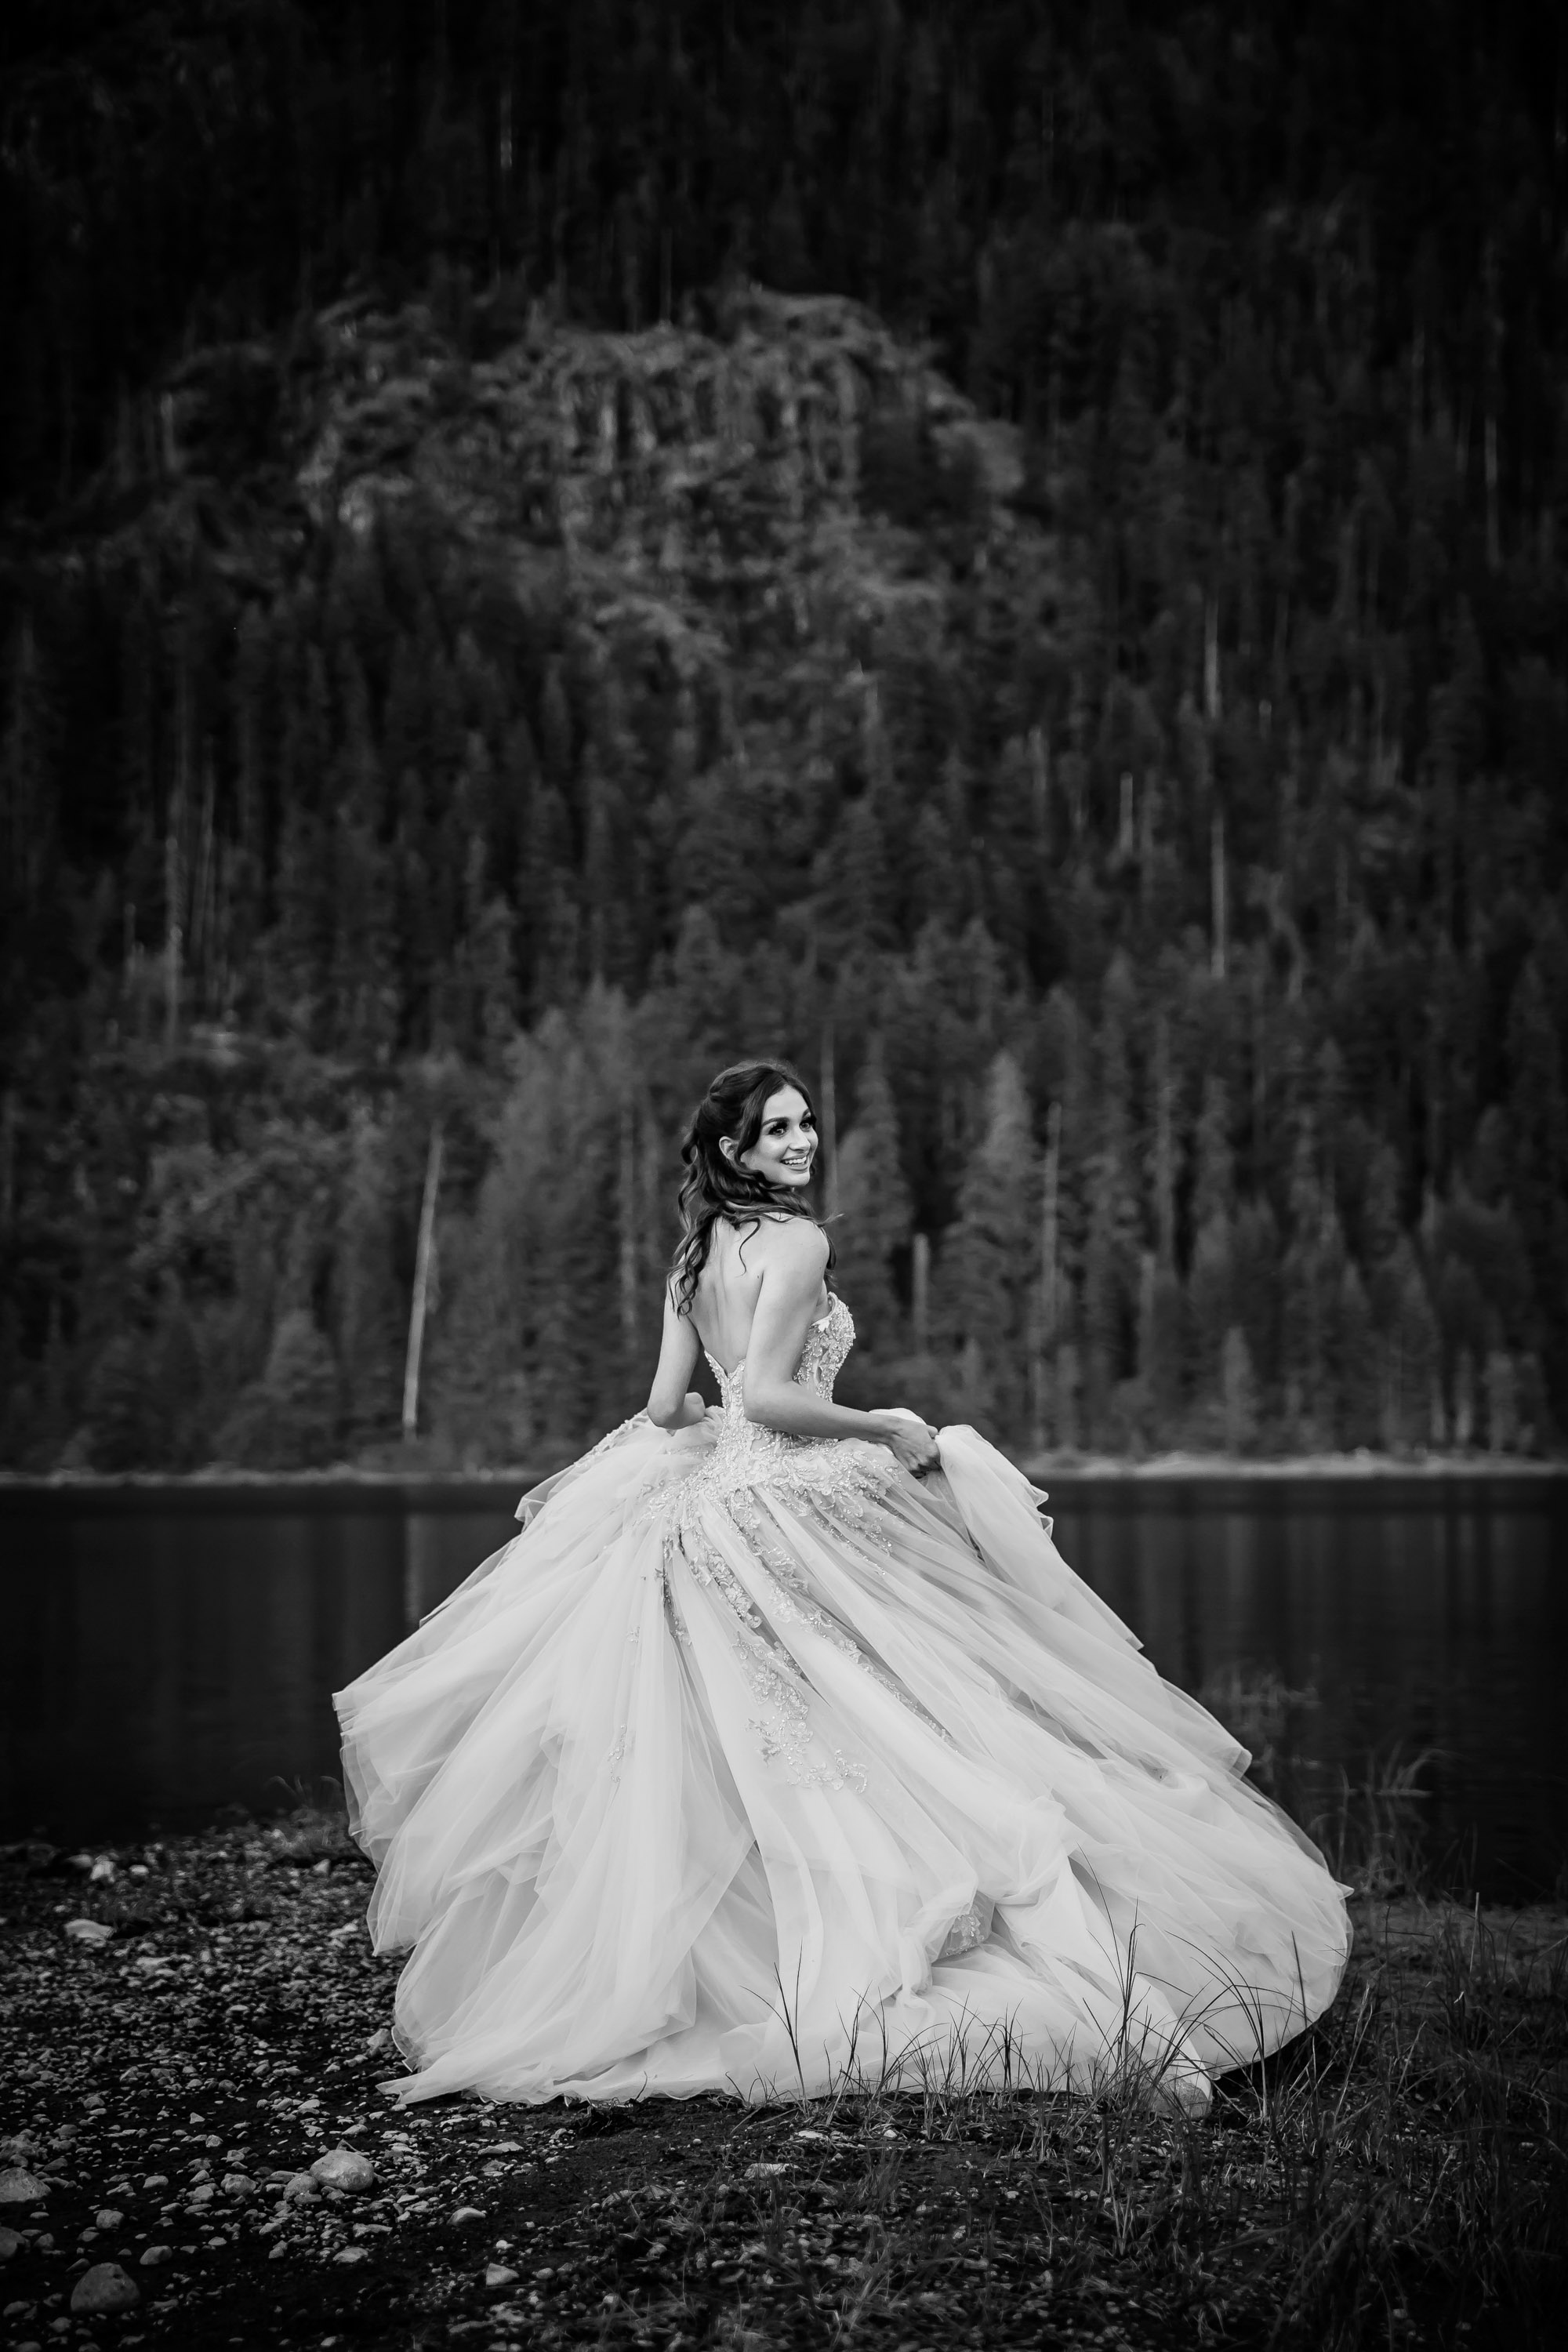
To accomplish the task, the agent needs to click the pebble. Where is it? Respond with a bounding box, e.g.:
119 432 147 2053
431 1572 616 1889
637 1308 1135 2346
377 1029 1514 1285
94 2209 124 2231
449 2206 485 2227
138 2247 172 2269
0 2170 47 2205
332 2245 368 2264
70 2263 140 2316
309 2148 375 2194
484 2263 518 2288
0 2227 21 2259
281 2173 319 2204
744 2161 787 2179
62 1919 113 1946
220 2174 256 2200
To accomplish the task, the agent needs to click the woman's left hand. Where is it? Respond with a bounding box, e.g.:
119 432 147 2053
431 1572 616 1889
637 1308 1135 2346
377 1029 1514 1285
871 1408 942 1479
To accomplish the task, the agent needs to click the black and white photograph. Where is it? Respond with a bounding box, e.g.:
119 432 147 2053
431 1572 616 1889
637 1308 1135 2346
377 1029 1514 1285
1 4 1566 2347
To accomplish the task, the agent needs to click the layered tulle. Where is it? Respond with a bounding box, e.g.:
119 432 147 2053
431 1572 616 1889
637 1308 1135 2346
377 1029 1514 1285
337 1312 1349 2109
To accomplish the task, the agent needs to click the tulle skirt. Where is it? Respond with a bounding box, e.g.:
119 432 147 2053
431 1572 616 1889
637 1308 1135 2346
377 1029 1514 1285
336 1416 1349 2110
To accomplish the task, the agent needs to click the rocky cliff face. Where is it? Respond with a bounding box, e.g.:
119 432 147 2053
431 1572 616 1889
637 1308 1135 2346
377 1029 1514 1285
134 282 1051 791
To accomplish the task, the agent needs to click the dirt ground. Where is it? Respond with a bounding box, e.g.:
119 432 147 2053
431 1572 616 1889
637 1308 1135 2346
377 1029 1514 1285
2 1815 1565 2352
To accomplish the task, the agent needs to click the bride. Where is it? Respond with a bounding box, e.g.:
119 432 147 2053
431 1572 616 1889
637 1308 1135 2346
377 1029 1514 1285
337 1058 1348 2111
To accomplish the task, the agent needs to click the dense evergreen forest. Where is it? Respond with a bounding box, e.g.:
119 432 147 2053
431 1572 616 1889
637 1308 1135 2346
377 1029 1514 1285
2 0 1566 1472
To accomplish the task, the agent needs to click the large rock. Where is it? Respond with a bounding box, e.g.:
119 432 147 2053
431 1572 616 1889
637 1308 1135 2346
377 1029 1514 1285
0 2169 47 2205
139 2245 172 2267
309 2147 374 2194
0 2224 23 2258
63 1918 114 1946
71 2262 140 2315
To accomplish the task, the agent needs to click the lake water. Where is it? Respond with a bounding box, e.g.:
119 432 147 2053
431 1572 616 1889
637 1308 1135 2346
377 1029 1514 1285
3 1476 1565 1900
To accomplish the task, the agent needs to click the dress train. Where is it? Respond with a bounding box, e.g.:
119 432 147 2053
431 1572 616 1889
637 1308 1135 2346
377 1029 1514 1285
336 1298 1349 2108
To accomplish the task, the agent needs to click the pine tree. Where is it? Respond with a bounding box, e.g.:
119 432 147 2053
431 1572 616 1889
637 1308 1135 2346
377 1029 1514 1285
1506 955 1568 1416
1221 1327 1259 1456
1378 1240 1443 1454
1279 1118 1345 1446
833 1049 913 1359
335 1109 404 1450
265 1311 343 1468
1081 956 1142 1443
1333 1261 1379 1449
330 816 399 1059
1232 1200 1282 1423
83 1332 167 1472
151 1275 205 1467
267 803 332 1043
1186 1074 1236 1424
430 1003 630 1462
1359 1142 1405 1329
938 1051 1037 1442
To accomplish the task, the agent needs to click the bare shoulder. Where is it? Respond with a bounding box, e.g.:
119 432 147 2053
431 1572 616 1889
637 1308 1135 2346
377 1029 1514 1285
754 1215 829 1274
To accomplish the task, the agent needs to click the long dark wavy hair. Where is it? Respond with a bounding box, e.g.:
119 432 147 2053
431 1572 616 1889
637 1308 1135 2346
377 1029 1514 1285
670 1059 832 1316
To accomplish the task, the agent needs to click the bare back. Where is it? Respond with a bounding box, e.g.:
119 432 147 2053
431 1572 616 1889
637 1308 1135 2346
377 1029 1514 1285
690 1214 832 1374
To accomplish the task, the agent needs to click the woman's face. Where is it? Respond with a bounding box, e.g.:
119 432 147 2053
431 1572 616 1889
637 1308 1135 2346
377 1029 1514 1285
724 1086 818 1190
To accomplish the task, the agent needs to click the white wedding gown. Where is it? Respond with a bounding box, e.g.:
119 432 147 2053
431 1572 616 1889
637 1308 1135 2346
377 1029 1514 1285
336 1298 1349 2109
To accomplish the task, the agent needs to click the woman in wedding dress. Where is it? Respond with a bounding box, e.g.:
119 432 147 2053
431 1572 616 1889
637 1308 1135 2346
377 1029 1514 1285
336 1059 1349 2111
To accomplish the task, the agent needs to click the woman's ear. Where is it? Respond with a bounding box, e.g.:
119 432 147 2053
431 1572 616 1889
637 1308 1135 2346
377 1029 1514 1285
718 1134 740 1168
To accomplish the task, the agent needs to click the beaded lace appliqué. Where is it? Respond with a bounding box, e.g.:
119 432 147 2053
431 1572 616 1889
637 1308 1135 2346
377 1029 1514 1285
633 1295 902 1788
638 1296 894 1537
608 1294 987 1944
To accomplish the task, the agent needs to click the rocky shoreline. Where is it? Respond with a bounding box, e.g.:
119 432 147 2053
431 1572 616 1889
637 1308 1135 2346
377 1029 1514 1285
3 1809 1565 2350
2 1451 1562 1499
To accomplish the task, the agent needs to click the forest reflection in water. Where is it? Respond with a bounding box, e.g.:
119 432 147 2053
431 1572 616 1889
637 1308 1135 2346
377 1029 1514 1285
2 1476 1564 1900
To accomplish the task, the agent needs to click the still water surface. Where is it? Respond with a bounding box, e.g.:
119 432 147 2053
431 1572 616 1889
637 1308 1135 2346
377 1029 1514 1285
3 1477 1565 1899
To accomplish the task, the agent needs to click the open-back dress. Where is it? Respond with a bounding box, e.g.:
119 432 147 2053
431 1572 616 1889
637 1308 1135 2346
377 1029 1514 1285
336 1294 1348 2109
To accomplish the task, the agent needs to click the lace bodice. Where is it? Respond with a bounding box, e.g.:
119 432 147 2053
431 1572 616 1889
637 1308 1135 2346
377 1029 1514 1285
628 1290 887 1541
705 1292 855 1412
696 1293 862 1488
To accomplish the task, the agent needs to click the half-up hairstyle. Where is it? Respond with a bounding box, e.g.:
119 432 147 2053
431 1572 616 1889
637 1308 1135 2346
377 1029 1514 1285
670 1059 831 1316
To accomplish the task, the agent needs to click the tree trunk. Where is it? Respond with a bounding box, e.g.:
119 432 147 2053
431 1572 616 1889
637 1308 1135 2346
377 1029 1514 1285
402 1126 445 1442
911 1231 930 1351
619 1098 638 1360
819 1016 838 1220
1032 1099 1062 1446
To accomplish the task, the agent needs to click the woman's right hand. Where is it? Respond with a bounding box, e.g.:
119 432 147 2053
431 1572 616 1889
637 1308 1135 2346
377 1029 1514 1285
869 1410 942 1479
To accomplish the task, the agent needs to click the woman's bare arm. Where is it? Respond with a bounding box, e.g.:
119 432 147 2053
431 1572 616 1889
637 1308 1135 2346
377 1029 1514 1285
646 1287 706 1429
742 1224 938 1472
